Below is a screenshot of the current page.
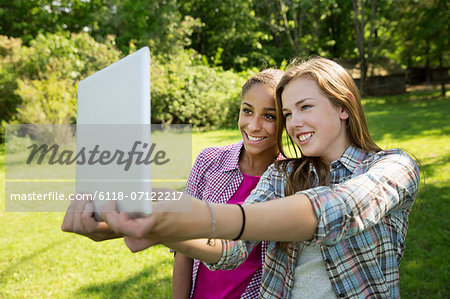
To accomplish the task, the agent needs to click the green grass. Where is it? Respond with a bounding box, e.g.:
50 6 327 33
362 90 450 298
1 88 449 298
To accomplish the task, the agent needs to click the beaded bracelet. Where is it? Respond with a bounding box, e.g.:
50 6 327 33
205 201 216 246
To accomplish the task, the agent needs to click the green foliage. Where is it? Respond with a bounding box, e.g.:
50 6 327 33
1 0 448 73
178 0 275 70
0 32 120 126
151 49 245 128
0 32 247 131
16 32 120 82
14 76 77 124
0 35 22 122
94 0 202 55
0 0 60 43
390 0 449 67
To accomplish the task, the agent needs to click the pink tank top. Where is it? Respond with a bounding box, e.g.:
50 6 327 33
192 173 262 299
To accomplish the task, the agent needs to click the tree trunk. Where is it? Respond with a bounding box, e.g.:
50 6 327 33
352 0 378 95
352 0 366 93
279 0 297 56
279 0 306 57
425 41 431 87
440 55 446 96
365 0 377 81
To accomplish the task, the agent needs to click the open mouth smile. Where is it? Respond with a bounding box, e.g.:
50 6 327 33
297 132 314 143
245 132 266 142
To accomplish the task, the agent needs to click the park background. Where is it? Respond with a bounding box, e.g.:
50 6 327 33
0 0 448 298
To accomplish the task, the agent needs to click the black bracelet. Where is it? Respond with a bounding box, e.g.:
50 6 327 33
233 204 246 241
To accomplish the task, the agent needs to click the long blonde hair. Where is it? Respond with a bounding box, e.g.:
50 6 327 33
275 57 381 194
274 57 381 251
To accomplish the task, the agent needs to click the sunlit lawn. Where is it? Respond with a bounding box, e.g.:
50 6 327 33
362 90 449 298
0 88 448 298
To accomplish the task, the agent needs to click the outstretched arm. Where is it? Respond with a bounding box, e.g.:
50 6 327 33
100 191 318 245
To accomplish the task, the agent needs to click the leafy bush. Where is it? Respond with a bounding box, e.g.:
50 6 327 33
14 75 77 124
0 36 23 123
0 33 120 126
151 49 245 128
13 32 120 82
0 32 246 142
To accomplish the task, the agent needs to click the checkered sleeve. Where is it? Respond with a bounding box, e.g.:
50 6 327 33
204 239 258 271
184 148 209 198
300 151 420 246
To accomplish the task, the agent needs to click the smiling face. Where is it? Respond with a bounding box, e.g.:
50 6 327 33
238 84 278 158
281 77 351 164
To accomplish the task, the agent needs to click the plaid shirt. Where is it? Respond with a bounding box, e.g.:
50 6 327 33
185 140 279 299
206 145 420 298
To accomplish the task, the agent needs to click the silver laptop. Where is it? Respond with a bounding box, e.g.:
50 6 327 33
76 47 152 219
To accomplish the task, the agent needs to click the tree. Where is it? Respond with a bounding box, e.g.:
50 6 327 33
178 0 268 70
352 0 378 93
323 1 358 58
92 0 197 55
393 0 449 96
0 0 59 42
278 0 306 57
253 0 347 64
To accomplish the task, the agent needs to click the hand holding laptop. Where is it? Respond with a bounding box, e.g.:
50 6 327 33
61 197 121 242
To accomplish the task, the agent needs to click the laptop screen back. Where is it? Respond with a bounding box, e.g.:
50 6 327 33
76 47 152 218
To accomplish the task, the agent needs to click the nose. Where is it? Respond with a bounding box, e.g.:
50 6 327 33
247 116 262 132
290 112 304 128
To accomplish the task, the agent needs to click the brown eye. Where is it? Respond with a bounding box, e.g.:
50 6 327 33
242 108 252 114
265 113 276 120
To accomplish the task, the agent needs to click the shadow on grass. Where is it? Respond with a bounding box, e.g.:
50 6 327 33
0 237 70 286
364 96 450 142
420 153 450 179
401 183 450 298
74 264 171 298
